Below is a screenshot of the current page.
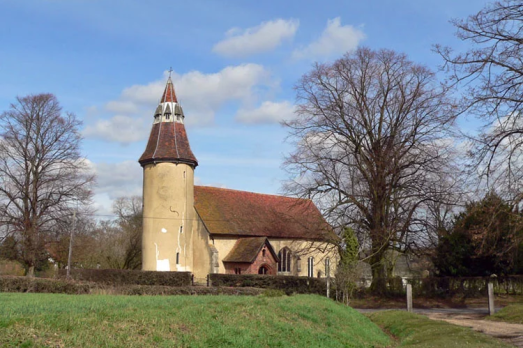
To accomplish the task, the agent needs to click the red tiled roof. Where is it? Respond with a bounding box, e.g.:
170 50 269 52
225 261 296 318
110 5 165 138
194 186 335 241
161 77 178 103
139 121 198 166
223 237 279 263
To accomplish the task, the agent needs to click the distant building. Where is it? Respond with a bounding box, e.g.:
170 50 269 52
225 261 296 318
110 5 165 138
138 77 338 279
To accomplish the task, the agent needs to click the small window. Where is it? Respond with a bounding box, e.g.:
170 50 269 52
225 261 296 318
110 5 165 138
296 257 301 272
154 115 159 121
262 247 266 257
176 252 180 265
165 114 170 120
258 266 268 275
235 267 241 275
179 226 183 234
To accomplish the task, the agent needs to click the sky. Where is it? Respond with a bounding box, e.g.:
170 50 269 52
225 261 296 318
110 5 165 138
0 0 492 217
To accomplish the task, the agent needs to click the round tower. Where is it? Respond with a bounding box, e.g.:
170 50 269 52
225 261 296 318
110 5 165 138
138 76 198 272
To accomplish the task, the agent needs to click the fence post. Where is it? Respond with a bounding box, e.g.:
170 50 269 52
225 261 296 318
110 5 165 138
488 282 495 315
406 283 413 313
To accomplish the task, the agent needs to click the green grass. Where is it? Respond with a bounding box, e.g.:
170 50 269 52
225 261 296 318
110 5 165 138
488 303 523 324
0 293 390 348
368 310 512 348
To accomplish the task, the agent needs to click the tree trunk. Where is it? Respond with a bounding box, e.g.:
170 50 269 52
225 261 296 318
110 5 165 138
369 252 387 295
26 265 35 277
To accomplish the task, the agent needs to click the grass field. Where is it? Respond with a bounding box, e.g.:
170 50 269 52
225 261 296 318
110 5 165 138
0 293 391 348
488 303 523 324
368 310 512 348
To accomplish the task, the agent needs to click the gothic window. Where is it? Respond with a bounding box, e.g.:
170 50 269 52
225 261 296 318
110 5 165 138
307 257 314 278
258 266 268 275
235 268 241 275
278 247 291 272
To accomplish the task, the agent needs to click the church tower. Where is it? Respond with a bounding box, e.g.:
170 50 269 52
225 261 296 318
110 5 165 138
139 76 198 272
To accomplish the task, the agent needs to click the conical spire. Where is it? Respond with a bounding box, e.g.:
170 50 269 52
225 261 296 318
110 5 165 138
139 73 197 167
160 76 178 103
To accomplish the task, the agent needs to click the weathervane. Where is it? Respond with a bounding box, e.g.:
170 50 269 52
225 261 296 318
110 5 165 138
168 67 173 78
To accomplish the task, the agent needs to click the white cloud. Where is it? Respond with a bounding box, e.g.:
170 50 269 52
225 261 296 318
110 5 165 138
85 64 276 143
83 115 147 143
105 100 139 114
213 19 299 58
235 101 296 124
292 17 365 60
93 160 142 200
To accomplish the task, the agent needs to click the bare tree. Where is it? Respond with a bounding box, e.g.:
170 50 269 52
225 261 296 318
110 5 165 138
284 48 459 293
112 196 142 270
435 0 523 199
0 94 94 276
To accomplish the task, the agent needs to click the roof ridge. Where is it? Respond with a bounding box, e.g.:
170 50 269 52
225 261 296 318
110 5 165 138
194 185 311 202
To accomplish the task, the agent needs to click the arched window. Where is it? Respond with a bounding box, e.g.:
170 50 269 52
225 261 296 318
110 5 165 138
278 248 292 272
307 257 314 278
258 266 268 275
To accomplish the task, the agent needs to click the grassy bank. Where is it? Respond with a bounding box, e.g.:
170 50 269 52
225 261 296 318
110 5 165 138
0 293 390 348
368 310 511 348
488 303 523 324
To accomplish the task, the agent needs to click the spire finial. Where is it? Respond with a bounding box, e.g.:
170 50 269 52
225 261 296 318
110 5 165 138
168 67 173 79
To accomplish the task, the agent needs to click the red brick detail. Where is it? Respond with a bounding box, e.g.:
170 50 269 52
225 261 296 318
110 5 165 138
224 245 277 275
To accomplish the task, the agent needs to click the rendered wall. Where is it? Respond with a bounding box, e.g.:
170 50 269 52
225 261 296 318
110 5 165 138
142 163 195 272
191 215 213 280
212 237 338 278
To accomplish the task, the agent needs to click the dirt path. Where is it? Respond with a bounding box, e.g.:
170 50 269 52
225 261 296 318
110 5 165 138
420 311 523 347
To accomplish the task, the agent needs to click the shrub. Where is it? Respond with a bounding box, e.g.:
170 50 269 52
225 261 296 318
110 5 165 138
0 276 90 294
58 268 192 287
209 274 327 295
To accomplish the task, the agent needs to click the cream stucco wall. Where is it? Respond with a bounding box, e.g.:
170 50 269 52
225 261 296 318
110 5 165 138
142 162 195 272
212 236 338 278
191 214 213 280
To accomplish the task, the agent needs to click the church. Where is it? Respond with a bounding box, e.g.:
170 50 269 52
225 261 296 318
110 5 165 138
138 76 338 280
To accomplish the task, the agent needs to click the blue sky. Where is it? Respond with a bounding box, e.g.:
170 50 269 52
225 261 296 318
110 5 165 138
0 0 491 216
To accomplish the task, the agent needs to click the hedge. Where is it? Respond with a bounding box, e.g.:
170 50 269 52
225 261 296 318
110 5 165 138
93 285 264 296
0 276 90 294
209 274 327 295
0 275 264 296
58 269 192 287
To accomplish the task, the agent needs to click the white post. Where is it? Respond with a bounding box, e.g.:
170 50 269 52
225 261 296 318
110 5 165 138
488 282 495 315
406 283 413 313
66 210 76 280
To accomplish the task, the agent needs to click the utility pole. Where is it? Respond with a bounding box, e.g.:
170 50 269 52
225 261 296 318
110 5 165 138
66 210 76 279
